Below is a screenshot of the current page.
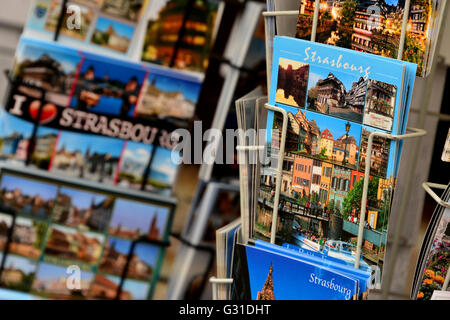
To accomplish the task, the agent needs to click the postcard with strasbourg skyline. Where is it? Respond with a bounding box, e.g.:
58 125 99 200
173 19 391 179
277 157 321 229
254 36 416 290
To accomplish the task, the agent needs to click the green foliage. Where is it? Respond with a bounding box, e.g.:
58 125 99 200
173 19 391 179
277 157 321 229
4 272 34 292
256 222 269 233
327 199 335 211
376 189 391 230
403 35 425 75
308 85 319 100
341 0 359 27
342 177 379 218
34 222 47 249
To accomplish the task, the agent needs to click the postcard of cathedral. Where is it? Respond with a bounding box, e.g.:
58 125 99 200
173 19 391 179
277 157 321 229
231 243 359 300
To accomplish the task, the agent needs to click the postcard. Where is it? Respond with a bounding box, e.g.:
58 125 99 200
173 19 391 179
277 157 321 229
256 240 371 296
99 236 132 276
117 141 153 189
45 1 95 41
0 254 38 293
257 135 395 289
306 65 367 123
276 57 309 108
31 261 94 298
0 174 58 219
141 0 220 73
89 274 150 300
29 126 60 170
25 0 147 56
91 16 135 53
108 198 170 241
146 147 179 192
295 0 437 76
49 130 124 185
136 69 202 122
363 80 397 131
233 243 358 300
0 213 13 251
69 53 147 117
12 32 82 106
9 217 47 259
44 224 105 264
0 112 35 164
101 0 145 22
270 37 406 134
256 36 410 288
52 186 113 232
99 237 160 281
358 126 395 178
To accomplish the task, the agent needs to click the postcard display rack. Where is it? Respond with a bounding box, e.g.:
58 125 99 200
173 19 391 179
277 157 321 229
210 0 437 300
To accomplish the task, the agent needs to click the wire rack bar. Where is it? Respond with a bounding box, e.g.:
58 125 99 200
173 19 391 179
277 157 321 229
209 277 233 300
264 103 288 244
354 127 427 269
422 182 450 208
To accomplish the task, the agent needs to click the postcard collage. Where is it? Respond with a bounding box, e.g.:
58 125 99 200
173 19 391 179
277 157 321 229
1 36 205 194
0 169 174 300
294 0 446 77
26 0 220 73
26 0 150 56
254 36 417 289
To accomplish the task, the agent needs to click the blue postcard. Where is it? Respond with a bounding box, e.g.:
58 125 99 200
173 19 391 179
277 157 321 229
242 244 358 300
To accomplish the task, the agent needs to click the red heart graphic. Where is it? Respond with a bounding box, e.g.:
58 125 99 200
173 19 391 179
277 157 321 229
29 101 58 124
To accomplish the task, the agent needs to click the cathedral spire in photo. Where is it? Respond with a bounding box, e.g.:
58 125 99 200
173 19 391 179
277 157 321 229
257 262 275 300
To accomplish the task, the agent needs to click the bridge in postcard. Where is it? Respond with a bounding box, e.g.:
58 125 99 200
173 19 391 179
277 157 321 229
259 188 330 222
259 187 388 247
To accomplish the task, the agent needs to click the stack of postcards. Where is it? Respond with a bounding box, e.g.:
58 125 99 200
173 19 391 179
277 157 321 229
231 35 418 300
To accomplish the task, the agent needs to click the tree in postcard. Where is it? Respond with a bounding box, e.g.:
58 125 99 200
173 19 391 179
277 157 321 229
335 0 358 48
342 177 379 220
376 188 391 231
403 35 425 75
341 0 358 28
